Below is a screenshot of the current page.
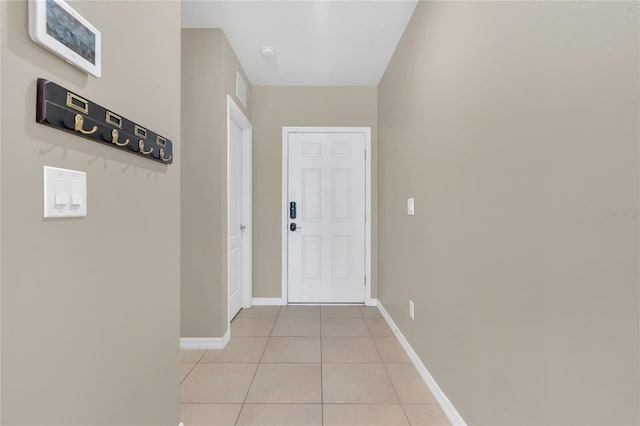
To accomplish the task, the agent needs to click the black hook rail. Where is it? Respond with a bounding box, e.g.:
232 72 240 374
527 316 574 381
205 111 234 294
36 78 174 165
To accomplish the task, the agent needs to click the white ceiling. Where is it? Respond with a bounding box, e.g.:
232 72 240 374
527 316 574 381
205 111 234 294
181 1 417 86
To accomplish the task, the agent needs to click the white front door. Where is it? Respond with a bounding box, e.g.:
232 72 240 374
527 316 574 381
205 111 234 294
228 117 244 319
287 131 366 303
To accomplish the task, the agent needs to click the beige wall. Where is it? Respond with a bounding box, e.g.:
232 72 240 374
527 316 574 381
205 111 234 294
378 2 639 425
251 86 378 299
1 1 181 424
181 29 251 338
0 2 3 421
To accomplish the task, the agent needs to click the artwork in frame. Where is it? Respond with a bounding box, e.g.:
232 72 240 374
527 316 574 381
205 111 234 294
28 0 101 78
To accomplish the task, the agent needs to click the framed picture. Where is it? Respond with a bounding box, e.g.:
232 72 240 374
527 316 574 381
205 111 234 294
28 0 101 78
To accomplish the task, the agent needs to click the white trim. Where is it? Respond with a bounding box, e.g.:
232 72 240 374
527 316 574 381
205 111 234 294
242 129 253 310
227 95 253 324
252 297 286 306
281 128 288 303
376 300 467 426
180 328 230 350
363 127 372 306
235 71 247 107
281 127 372 305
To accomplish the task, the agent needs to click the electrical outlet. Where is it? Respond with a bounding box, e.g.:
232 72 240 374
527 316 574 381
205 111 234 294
409 300 415 320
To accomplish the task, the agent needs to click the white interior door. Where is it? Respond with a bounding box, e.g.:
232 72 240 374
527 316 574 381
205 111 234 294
287 132 366 303
228 117 244 319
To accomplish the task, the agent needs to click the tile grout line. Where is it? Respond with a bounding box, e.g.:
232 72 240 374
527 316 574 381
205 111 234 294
180 362 198 385
179 348 207 388
180 401 408 405
178 346 209 423
366 310 413 426
324 306 381 421
234 306 281 426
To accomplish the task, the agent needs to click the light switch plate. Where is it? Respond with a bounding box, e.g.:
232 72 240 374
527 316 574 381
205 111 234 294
44 166 87 218
407 197 415 216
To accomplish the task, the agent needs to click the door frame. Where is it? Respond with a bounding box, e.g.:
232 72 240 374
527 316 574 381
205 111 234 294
281 126 373 305
227 95 253 322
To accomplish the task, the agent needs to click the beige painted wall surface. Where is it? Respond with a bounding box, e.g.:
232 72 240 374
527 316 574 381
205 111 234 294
0 2 3 421
1 1 181 425
181 29 251 338
251 86 377 299
378 2 639 425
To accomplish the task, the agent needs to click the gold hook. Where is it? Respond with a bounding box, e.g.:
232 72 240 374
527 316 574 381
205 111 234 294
138 140 153 155
111 129 130 147
160 148 172 162
74 114 97 135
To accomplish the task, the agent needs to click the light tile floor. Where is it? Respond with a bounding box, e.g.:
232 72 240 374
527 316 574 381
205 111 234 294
180 305 450 426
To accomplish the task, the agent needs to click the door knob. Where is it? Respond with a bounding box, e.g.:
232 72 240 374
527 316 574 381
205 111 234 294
289 223 302 232
240 224 247 231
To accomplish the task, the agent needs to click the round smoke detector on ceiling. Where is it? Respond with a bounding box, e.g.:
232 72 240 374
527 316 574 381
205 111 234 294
260 46 276 58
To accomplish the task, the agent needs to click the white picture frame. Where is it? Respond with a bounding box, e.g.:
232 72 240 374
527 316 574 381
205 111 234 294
28 0 101 78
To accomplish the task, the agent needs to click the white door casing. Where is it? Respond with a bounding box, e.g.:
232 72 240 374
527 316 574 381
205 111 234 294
282 128 372 304
228 118 243 319
227 95 252 322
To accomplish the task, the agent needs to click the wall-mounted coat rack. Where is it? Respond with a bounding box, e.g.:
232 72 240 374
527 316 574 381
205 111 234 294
36 78 174 164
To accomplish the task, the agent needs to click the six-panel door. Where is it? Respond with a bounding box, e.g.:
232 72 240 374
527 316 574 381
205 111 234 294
287 132 366 303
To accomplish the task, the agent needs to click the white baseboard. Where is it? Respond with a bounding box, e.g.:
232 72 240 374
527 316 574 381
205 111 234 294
252 297 285 306
377 301 466 426
252 297 375 306
180 327 230 350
